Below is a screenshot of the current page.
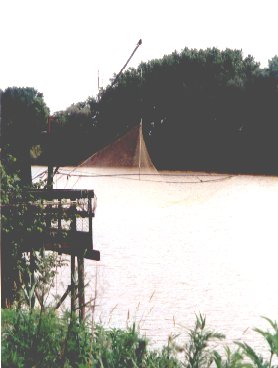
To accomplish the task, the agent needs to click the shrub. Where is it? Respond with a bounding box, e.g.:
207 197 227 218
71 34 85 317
2 309 277 368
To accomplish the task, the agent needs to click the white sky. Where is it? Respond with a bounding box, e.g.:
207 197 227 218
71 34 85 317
1 0 277 113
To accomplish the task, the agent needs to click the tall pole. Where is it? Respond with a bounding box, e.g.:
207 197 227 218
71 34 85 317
139 67 143 181
139 120 142 181
98 70 100 92
77 256 85 321
47 116 53 189
111 39 142 87
71 255 76 315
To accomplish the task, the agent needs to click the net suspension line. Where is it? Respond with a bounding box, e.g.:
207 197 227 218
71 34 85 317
139 67 143 180
139 120 142 180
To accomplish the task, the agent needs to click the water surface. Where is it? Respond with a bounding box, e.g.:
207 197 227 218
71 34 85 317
34 167 278 353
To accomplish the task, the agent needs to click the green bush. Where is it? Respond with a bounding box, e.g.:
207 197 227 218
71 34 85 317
1 309 278 368
2 309 66 368
1 309 179 368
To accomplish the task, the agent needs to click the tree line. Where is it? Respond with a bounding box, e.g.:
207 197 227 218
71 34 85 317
2 47 278 175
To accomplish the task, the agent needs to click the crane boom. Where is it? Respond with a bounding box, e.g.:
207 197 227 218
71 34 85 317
111 39 142 87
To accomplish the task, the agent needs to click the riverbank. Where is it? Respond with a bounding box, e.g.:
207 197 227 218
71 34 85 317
2 308 277 368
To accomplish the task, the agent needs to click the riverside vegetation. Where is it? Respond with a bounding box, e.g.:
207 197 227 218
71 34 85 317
2 308 278 368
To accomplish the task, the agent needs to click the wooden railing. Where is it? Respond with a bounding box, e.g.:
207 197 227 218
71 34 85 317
2 189 100 261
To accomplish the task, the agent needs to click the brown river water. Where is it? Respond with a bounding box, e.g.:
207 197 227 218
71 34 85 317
33 167 278 354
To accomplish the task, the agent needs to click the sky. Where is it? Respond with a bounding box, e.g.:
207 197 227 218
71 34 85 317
1 0 277 113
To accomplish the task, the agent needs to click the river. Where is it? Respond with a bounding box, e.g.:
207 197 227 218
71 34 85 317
34 167 278 354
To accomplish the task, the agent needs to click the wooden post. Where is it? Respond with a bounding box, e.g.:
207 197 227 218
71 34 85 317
47 116 53 190
77 255 85 322
47 166 53 189
88 195 93 249
55 285 71 310
30 251 36 309
71 255 76 315
70 199 77 316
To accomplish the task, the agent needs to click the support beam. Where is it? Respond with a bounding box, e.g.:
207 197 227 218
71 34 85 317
47 166 54 189
55 285 71 310
77 256 85 322
71 255 76 315
30 251 36 309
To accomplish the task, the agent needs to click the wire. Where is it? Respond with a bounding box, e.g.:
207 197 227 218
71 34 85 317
57 169 230 178
32 169 48 181
55 169 233 185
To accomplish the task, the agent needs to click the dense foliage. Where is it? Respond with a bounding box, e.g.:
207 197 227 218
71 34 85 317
1 87 49 183
33 47 278 174
2 309 278 368
97 48 278 173
1 88 61 307
2 48 278 174
1 156 64 308
1 160 24 306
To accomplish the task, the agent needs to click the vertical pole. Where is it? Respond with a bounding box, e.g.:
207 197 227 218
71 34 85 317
47 166 53 189
77 256 85 322
58 200 62 230
71 255 76 315
88 194 93 249
47 116 53 189
71 197 77 316
30 251 36 309
98 70 100 92
139 120 142 181
139 67 143 181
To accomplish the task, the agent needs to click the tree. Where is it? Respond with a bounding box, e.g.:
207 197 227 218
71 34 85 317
1 87 50 307
268 55 278 72
1 153 31 307
1 87 49 184
42 99 98 165
96 47 265 171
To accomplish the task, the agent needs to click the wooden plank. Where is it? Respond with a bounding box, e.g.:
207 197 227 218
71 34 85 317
23 206 94 219
2 231 100 261
25 189 95 200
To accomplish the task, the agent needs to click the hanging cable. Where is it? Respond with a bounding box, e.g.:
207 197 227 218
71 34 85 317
56 169 234 184
32 169 48 181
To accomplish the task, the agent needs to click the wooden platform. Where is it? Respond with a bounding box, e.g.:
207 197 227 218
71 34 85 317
2 188 100 261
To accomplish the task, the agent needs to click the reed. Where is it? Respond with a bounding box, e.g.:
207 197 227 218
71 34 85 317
1 309 278 368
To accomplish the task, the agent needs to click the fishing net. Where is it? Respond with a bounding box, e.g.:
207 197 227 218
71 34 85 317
79 123 157 175
35 122 233 186
55 122 161 185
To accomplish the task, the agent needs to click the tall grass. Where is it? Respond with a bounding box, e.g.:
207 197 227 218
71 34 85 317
1 308 178 368
1 309 278 368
